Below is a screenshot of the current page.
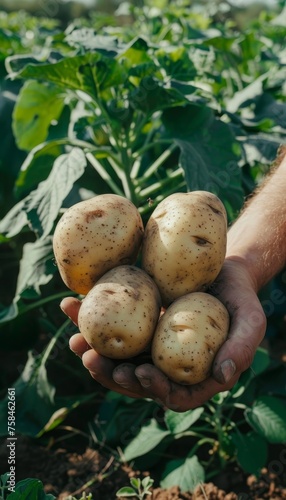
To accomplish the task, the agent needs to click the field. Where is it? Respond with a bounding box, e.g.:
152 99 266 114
0 2 286 498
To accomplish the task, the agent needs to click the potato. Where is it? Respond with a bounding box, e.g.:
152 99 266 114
78 265 162 359
151 292 229 385
141 191 227 306
53 194 144 295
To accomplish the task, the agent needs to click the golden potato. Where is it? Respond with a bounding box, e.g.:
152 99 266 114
53 194 144 295
78 265 162 359
151 292 229 385
141 191 227 306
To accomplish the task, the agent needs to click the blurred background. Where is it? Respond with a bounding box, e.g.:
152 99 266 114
0 0 283 26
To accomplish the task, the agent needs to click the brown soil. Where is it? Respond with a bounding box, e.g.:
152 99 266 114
1 435 286 499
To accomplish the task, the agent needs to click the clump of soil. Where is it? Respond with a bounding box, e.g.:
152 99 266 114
246 468 286 499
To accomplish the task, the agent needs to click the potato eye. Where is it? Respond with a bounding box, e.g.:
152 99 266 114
193 236 211 246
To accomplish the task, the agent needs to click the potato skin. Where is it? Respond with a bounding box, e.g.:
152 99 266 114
53 194 144 295
78 265 162 359
151 292 229 385
141 191 227 306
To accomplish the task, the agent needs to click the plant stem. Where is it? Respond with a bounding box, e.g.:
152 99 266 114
108 153 137 204
119 132 139 205
136 143 178 184
136 168 183 199
132 138 175 162
41 318 71 366
18 291 75 316
188 437 216 458
86 152 124 196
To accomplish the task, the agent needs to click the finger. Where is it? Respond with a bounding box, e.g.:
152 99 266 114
69 333 91 356
60 297 81 325
113 363 148 393
135 364 239 412
212 298 266 384
81 349 145 399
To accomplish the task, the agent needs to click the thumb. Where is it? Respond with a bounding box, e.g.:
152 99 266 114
60 296 81 325
212 298 267 384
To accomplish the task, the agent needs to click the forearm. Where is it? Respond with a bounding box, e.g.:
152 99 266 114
226 147 286 292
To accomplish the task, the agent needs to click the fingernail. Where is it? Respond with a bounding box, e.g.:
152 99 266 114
59 299 67 311
113 374 130 389
136 375 151 388
118 383 131 389
220 359 236 383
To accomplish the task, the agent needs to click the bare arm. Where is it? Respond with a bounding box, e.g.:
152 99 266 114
209 147 286 385
226 147 286 292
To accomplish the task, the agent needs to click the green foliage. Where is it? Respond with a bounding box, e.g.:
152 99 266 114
93 348 286 490
0 321 97 437
116 476 154 499
0 473 93 499
0 473 56 499
160 455 204 492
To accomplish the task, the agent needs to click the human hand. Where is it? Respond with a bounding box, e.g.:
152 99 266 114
61 258 266 412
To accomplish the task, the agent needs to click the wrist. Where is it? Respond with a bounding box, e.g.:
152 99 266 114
223 254 260 293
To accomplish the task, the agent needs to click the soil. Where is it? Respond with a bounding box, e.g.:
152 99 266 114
1 434 286 499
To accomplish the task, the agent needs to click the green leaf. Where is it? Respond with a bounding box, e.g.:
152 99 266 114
25 147 87 238
119 36 152 65
241 93 286 130
232 431 268 475
94 394 158 447
0 198 28 238
242 134 282 168
162 104 244 217
12 81 65 151
164 407 204 434
204 34 237 52
7 478 56 499
142 476 154 489
226 72 270 114
155 46 197 82
271 6 286 27
245 396 286 443
0 302 19 323
130 477 141 489
160 455 205 492
65 29 120 55
116 486 137 497
0 30 22 59
122 419 171 462
0 147 87 239
18 53 127 99
129 76 186 115
250 347 271 376
0 351 56 437
15 141 65 198
15 236 55 297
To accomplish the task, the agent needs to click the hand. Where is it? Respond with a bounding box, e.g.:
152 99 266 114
61 258 266 412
